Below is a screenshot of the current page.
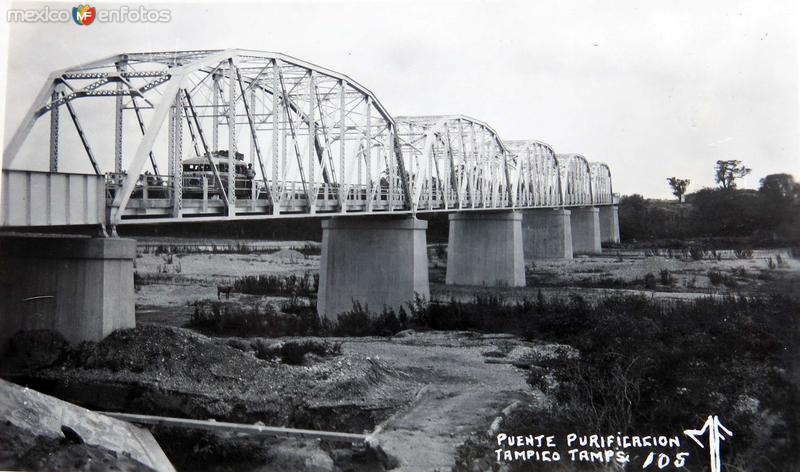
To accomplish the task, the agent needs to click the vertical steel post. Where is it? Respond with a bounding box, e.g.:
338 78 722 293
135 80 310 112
308 71 316 213
227 59 237 215
338 79 346 212
365 96 371 211
212 70 220 153
49 85 60 172
388 131 395 210
114 60 127 174
271 59 280 213
168 92 183 218
249 87 256 167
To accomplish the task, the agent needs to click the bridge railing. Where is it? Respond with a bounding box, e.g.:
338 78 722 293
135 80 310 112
3 169 105 227
105 173 411 216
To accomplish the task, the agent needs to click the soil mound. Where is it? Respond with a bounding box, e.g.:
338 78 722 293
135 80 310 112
24 326 421 432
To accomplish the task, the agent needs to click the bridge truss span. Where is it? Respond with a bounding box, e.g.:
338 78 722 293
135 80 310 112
395 115 513 212
504 140 561 208
4 49 411 226
589 162 614 205
2 49 617 229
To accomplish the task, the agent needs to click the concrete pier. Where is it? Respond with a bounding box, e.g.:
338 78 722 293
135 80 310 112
446 211 526 287
521 208 573 260
0 236 136 353
317 216 429 320
570 207 602 254
599 205 621 244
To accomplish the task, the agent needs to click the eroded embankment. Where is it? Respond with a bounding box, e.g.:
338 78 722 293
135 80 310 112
3 326 423 470
3 326 558 471
6 326 420 430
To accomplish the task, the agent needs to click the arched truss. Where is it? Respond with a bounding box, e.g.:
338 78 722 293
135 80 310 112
504 140 562 207
395 115 513 211
3 49 411 224
589 162 613 205
2 49 618 227
556 154 593 206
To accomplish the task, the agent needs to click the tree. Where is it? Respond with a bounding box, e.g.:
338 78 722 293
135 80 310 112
714 160 751 189
759 173 800 202
758 173 800 233
666 177 690 202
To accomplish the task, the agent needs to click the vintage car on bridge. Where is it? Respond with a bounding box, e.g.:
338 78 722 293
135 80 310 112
181 150 257 200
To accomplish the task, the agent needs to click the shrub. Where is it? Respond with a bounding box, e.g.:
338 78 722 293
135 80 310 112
454 294 800 472
277 342 307 365
334 301 374 336
707 270 737 287
644 272 657 290
233 273 318 297
188 300 324 337
253 340 342 365
296 243 321 257
689 246 706 261
734 248 754 259
659 269 674 286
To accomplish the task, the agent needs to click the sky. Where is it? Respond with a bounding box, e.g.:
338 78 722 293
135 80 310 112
0 0 798 198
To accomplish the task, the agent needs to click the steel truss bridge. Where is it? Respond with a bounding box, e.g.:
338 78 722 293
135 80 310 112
2 49 615 231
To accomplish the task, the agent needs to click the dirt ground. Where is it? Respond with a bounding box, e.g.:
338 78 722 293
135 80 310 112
355 332 559 471
135 242 798 321
9 238 797 471
4 326 563 471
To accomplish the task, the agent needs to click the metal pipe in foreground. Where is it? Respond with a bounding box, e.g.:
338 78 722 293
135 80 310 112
101 411 367 446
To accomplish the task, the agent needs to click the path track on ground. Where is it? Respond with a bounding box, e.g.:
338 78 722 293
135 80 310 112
346 334 537 471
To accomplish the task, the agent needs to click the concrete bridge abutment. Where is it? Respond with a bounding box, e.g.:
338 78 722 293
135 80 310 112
599 205 621 244
570 207 602 254
445 211 526 287
521 208 573 260
0 236 136 354
317 216 429 320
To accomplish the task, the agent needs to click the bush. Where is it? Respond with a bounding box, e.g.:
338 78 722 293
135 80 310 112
644 272 657 290
253 339 342 365
454 294 800 471
659 269 674 286
188 300 324 337
5 330 69 370
688 246 707 261
707 270 737 287
232 273 318 297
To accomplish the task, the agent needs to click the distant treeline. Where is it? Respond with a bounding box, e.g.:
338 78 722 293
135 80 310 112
619 185 800 245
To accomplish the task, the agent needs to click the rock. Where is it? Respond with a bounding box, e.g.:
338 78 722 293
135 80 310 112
0 379 175 472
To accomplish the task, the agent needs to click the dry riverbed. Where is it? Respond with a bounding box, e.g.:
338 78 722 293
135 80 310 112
7 238 795 470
